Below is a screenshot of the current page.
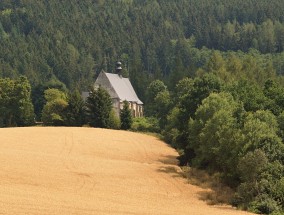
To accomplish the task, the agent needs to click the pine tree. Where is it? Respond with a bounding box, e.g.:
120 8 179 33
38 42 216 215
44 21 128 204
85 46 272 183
85 87 113 128
120 100 132 130
65 89 85 126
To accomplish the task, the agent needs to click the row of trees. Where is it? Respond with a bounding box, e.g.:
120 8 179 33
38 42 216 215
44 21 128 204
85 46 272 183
2 47 282 130
0 77 132 130
42 87 132 129
144 73 284 214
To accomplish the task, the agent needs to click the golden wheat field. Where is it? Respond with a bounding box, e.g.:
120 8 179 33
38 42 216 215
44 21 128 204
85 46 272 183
0 127 254 215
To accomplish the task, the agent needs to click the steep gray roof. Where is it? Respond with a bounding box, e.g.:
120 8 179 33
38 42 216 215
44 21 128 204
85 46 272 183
104 73 143 105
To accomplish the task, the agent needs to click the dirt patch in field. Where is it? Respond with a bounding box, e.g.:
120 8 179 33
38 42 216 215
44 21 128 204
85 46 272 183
0 127 254 215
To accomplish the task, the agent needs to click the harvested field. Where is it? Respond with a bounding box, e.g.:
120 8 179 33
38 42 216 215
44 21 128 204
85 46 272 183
0 127 253 215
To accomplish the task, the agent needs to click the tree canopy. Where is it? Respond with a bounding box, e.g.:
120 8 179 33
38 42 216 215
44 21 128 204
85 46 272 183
1 0 284 95
0 76 34 127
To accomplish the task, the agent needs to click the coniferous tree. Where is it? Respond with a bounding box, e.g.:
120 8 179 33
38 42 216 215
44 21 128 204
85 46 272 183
85 87 113 128
120 100 132 130
65 89 85 126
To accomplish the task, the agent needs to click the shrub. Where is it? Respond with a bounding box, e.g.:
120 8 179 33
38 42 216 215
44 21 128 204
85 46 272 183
162 128 180 148
109 110 121 130
248 195 281 214
131 117 160 133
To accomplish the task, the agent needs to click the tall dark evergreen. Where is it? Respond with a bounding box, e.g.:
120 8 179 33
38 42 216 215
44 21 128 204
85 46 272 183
65 89 85 126
85 87 113 128
120 100 132 130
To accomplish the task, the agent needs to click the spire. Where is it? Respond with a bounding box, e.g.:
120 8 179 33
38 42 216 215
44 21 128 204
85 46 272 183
116 61 122 77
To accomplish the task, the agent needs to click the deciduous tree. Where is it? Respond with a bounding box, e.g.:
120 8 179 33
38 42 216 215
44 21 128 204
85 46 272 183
41 88 68 126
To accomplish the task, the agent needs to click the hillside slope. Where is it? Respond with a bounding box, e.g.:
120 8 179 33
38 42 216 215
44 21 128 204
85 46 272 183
0 127 253 215
1 1 284 91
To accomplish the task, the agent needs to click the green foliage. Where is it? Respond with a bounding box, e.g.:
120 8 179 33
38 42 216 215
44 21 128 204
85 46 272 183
173 74 223 153
232 112 284 214
264 79 284 115
109 109 121 130
0 76 34 127
32 78 67 121
248 195 281 214
131 117 159 133
187 93 243 176
14 76 35 126
277 111 284 141
205 51 231 82
145 80 171 128
162 107 181 148
238 150 268 183
159 74 284 213
65 89 85 126
120 100 132 130
274 177 284 206
179 73 223 121
41 88 68 126
228 79 270 112
145 80 167 115
241 111 284 162
85 87 113 128
1 0 284 99
174 77 194 101
236 150 284 214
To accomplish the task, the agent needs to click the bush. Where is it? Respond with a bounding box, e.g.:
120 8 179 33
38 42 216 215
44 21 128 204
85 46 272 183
131 117 160 133
109 110 121 130
270 211 284 215
274 177 284 205
162 128 180 148
248 195 281 214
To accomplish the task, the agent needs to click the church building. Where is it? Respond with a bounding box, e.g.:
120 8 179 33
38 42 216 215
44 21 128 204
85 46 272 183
83 62 143 118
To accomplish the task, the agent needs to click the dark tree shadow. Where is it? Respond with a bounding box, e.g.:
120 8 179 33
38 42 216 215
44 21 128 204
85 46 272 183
156 155 186 179
158 155 179 165
183 167 235 205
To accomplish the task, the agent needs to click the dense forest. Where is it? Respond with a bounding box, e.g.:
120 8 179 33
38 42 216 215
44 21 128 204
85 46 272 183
2 0 284 214
1 0 284 94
